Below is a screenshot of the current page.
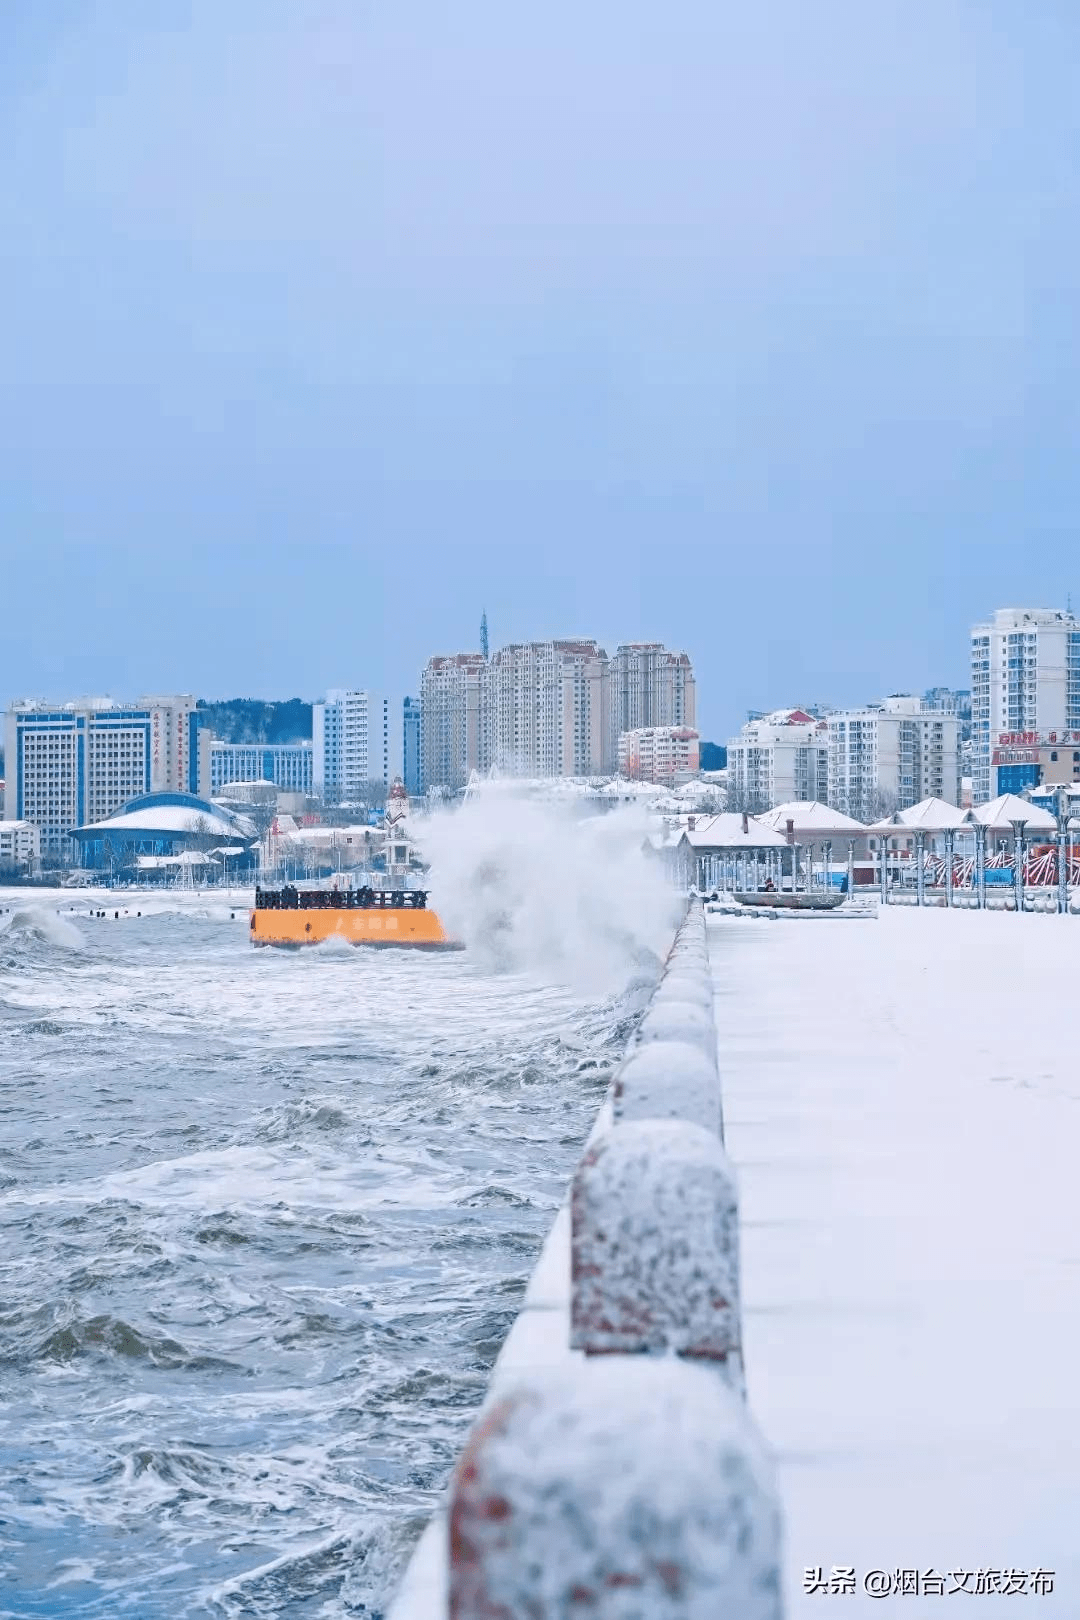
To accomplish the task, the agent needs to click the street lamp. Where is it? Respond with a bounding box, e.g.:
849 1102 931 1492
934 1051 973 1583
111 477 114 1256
1056 789 1070 916
1009 818 1026 914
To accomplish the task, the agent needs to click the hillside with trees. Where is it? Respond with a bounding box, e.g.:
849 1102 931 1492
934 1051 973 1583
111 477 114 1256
195 698 313 744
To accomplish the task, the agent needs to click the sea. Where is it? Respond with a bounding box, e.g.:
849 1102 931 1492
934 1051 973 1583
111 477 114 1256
0 807 677 1618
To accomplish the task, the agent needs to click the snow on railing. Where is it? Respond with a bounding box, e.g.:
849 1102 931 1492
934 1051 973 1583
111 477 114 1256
387 900 784 1619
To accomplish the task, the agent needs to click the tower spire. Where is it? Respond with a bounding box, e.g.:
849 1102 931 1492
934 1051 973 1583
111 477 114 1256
480 609 489 660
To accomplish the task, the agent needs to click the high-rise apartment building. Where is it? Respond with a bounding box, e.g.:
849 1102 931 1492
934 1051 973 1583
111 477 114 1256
725 709 829 812
608 644 696 759
826 696 960 820
210 741 313 796
312 690 398 802
402 697 422 796
486 640 610 778
419 655 488 795
3 694 203 857
418 637 695 791
970 609 1080 803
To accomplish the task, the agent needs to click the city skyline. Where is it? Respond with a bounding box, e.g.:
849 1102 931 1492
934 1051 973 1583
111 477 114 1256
3 572 1073 744
4 5 1079 738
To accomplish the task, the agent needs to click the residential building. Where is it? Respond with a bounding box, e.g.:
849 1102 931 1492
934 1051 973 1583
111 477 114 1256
403 696 421 796
420 654 488 795
312 690 399 803
3 695 202 858
210 741 313 796
725 709 829 812
991 729 1080 796
0 820 40 874
486 639 611 777
618 726 700 785
970 608 1080 803
826 696 960 820
608 644 696 763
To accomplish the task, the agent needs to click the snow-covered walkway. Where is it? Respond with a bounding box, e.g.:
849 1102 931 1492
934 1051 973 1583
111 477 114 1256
713 906 1080 1616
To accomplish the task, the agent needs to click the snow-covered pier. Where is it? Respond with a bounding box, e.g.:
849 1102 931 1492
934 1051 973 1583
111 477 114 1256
718 902 1080 1614
388 900 1080 1617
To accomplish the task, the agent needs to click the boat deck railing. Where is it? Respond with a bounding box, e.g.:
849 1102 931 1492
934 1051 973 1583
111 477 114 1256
254 886 428 911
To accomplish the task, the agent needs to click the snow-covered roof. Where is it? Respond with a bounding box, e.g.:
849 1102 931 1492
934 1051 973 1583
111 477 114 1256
680 813 790 850
274 823 375 842
757 801 866 833
966 794 1057 831
77 802 256 840
868 797 967 832
135 851 217 868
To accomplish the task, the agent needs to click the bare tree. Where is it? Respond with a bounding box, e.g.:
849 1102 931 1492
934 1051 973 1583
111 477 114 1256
861 786 901 823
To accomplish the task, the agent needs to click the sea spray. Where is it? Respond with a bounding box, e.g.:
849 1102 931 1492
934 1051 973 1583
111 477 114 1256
0 906 85 951
419 789 682 995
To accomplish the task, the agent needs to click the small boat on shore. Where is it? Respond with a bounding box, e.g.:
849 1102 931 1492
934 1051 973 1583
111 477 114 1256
250 885 462 949
731 890 844 911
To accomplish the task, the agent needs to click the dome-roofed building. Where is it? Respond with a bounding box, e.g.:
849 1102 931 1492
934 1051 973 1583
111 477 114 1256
71 792 258 873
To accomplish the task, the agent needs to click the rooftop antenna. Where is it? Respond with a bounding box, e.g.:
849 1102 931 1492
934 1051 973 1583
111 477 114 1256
480 609 489 660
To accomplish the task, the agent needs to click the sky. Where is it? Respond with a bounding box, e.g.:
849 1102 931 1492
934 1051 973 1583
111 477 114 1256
1 1 1078 739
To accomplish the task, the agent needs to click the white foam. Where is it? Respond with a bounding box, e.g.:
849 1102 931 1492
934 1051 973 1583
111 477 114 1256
420 793 682 994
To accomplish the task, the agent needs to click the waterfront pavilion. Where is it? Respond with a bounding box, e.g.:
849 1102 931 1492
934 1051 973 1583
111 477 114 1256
676 812 791 892
867 798 970 893
756 800 869 886
965 792 1057 844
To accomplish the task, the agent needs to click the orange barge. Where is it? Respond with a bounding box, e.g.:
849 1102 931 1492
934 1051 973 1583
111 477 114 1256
250 884 461 949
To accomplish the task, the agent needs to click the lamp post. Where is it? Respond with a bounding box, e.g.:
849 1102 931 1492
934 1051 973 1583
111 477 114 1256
1009 818 1026 913
944 829 955 908
976 822 987 909
1056 789 1070 916
915 830 926 906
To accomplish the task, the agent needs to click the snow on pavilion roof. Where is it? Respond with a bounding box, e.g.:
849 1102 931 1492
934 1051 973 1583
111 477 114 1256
868 797 968 833
757 801 866 833
965 793 1057 832
680 813 790 850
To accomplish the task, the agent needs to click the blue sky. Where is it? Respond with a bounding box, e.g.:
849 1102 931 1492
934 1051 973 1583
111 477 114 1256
1 1 1076 738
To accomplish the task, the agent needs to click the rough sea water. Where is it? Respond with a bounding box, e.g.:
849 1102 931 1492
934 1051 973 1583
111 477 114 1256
0 803 679 1619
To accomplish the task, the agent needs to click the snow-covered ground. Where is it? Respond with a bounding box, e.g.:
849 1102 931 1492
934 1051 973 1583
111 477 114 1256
712 906 1080 1615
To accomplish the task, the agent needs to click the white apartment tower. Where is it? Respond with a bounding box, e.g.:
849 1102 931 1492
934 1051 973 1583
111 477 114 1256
312 689 398 802
608 643 696 761
725 709 829 812
970 608 1080 803
827 696 960 820
419 654 488 795
486 640 610 778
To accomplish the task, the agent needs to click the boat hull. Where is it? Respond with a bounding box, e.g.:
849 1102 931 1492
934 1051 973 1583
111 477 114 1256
250 907 462 948
732 891 844 911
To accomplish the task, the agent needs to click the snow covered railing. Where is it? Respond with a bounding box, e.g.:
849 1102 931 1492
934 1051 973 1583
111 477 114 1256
388 901 784 1619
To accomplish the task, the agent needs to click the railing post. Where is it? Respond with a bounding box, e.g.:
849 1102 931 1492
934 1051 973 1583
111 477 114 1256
448 1358 783 1620
570 1120 742 1381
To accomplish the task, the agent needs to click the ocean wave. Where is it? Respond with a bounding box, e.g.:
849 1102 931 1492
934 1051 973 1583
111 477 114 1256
0 905 85 952
0 872 654 1616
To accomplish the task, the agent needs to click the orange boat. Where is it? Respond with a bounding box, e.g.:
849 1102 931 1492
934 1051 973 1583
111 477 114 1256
250 884 462 949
